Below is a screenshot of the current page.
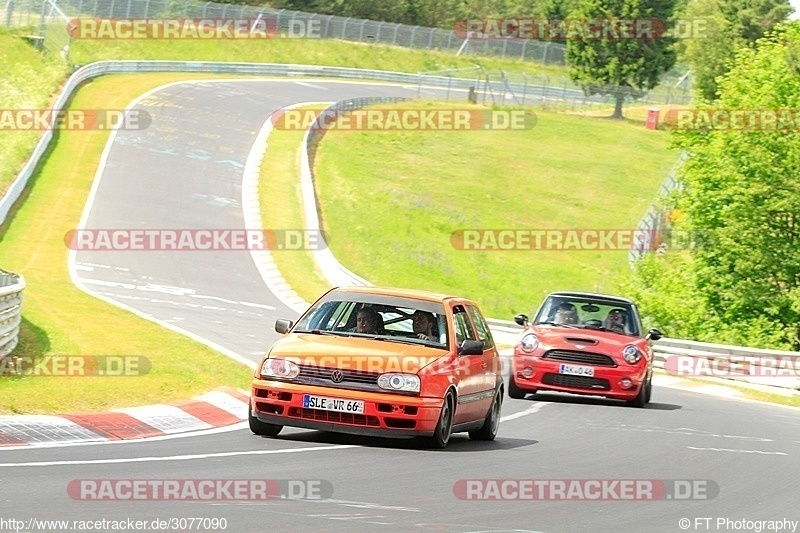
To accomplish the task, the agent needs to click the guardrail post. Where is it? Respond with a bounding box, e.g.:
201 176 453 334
0 269 25 361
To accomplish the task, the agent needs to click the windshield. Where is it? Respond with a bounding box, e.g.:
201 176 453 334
294 293 449 348
533 295 641 337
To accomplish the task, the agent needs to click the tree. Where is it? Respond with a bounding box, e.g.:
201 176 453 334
677 0 791 102
565 0 679 119
670 22 800 348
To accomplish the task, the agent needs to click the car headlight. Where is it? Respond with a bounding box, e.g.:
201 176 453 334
260 358 300 379
520 333 539 353
622 345 642 364
378 373 420 393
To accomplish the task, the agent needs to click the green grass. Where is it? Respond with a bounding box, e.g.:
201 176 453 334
66 33 571 78
258 105 332 303
0 73 255 414
0 28 69 197
312 101 678 319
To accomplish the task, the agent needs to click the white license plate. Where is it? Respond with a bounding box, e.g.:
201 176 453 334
559 364 595 377
303 395 365 414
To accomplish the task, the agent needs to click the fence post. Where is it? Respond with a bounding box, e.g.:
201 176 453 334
4 0 13 28
37 0 45 37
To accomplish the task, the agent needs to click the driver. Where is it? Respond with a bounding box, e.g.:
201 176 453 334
355 308 382 334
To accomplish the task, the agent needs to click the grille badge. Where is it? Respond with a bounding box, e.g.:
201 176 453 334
330 370 344 383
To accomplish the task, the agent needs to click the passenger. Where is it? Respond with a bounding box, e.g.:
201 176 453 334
412 310 438 341
554 303 579 325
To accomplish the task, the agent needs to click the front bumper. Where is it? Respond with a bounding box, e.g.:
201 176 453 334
251 379 444 438
511 355 647 400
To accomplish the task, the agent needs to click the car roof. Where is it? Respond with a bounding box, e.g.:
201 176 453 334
546 291 636 306
329 285 467 304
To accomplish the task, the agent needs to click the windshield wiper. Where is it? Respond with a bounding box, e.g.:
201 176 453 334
537 321 580 328
296 329 339 336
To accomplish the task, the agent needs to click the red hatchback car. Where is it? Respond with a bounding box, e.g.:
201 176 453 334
508 292 662 407
250 286 504 448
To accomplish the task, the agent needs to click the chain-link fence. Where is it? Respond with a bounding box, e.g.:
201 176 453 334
416 66 692 110
3 0 693 107
2 0 569 64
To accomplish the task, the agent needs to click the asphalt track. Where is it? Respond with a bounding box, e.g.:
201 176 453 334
2 79 798 533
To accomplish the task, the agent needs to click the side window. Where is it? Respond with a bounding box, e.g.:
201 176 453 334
467 305 494 349
452 305 477 346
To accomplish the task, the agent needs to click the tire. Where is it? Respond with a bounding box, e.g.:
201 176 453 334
626 378 650 408
507 374 529 400
430 392 455 449
644 374 653 403
469 389 502 441
249 410 283 437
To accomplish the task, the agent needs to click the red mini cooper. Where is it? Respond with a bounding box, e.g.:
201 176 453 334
508 292 662 407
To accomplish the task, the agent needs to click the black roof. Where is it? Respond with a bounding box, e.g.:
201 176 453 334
546 291 635 306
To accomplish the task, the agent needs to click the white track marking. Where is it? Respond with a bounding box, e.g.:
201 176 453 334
500 402 548 422
686 446 788 455
0 444 358 467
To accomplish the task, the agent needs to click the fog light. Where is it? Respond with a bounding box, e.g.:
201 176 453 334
522 366 534 378
620 378 632 389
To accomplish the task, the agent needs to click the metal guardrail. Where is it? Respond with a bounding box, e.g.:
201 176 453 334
1 59 790 397
485 318 800 395
0 59 654 228
301 96 410 288
0 59 536 227
0 268 25 360
628 151 688 264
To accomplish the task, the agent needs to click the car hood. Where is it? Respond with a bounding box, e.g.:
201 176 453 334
267 333 448 374
529 325 642 351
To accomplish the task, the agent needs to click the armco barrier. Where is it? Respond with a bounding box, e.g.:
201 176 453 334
302 96 410 288
1 60 793 397
0 59 599 228
485 318 799 395
0 269 25 359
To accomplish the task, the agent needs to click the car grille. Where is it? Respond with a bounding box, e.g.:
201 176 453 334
543 373 611 390
543 350 617 367
291 363 382 393
288 407 380 427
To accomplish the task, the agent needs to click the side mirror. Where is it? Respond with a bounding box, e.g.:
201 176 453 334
514 313 529 327
458 339 485 356
645 328 663 341
275 319 294 334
